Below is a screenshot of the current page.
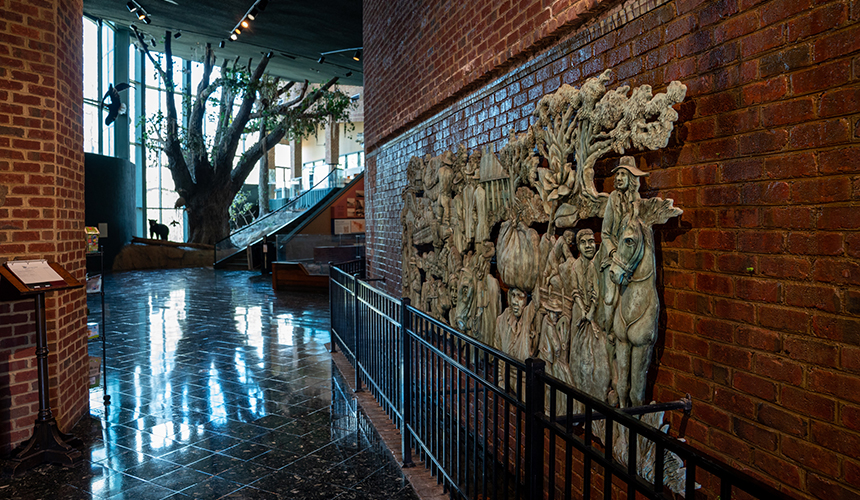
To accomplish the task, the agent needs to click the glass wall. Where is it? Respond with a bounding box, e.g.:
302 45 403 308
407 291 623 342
82 17 364 243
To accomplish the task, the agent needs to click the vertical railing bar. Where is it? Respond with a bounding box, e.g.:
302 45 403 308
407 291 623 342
493 355 500 500
604 416 613 500
455 351 461 490
400 299 414 468
472 374 478 498
434 337 440 477
442 352 448 483
353 274 362 392
482 351 488 499
685 462 696 500
721 477 732 500
565 392 573 500
525 359 545 500
584 404 592 500
655 440 664 495
504 396 510 500
627 428 637 499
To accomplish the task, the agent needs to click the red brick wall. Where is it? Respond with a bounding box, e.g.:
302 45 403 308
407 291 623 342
0 0 88 453
364 0 860 497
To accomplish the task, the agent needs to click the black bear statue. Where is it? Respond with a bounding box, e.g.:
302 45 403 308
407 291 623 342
148 219 169 241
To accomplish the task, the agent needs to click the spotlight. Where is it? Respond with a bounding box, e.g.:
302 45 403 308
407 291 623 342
137 11 146 20
219 40 225 48
233 27 241 35
352 50 361 61
345 71 353 77
126 1 138 13
241 19 249 28
142 15 151 24
265 51 273 58
230 33 238 41
174 32 181 39
150 37 157 46
248 8 258 20
317 56 325 64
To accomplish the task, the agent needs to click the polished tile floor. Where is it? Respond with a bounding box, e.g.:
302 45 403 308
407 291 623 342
1 268 418 500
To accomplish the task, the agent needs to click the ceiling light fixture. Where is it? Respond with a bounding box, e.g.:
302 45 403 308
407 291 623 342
230 33 238 40
219 40 226 48
229 0 267 40
173 31 182 38
142 15 151 24
318 47 363 64
126 1 138 13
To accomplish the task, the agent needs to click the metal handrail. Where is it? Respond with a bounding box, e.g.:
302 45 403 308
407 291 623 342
214 168 345 265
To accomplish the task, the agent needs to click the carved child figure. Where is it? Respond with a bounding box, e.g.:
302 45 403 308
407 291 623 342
495 288 537 362
544 229 575 295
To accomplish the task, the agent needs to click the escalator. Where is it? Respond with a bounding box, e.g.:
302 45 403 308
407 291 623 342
214 170 363 269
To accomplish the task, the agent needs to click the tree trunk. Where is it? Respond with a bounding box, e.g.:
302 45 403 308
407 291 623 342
258 123 270 216
186 189 234 244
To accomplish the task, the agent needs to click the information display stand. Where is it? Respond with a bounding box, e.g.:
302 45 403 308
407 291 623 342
0 260 84 475
86 251 110 407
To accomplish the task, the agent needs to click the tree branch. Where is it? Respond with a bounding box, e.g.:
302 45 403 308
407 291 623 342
248 80 307 119
229 77 340 188
218 53 274 169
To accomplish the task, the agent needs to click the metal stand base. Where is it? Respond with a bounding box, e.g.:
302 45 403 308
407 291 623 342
4 293 83 476
5 417 82 476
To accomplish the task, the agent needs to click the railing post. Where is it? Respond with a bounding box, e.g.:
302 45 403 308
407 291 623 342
525 357 546 500
328 261 337 353
353 272 362 392
400 298 415 468
328 262 336 354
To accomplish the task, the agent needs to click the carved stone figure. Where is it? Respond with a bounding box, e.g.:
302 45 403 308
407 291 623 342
569 229 613 405
475 242 501 348
607 196 681 407
538 295 569 414
447 274 459 326
495 288 537 363
598 156 646 337
544 229 575 296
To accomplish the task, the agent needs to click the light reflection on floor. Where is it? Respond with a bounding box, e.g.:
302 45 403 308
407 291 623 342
1 268 418 500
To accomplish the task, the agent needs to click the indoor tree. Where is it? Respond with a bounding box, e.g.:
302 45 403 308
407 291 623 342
133 28 353 244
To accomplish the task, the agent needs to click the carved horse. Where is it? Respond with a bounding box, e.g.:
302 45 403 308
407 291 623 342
607 198 681 407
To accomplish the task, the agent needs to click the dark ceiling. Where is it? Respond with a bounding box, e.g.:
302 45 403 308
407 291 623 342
82 0 364 87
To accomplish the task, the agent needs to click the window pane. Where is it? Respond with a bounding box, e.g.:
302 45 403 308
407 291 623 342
82 18 99 101
83 103 99 154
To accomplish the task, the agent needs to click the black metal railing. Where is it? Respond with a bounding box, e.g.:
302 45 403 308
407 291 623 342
329 263 794 500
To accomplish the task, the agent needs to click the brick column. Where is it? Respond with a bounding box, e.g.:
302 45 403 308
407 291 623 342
0 0 88 452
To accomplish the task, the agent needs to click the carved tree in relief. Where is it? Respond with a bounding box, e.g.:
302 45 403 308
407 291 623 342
534 69 687 231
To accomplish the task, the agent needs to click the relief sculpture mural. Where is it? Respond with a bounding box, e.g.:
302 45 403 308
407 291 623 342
401 69 687 492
